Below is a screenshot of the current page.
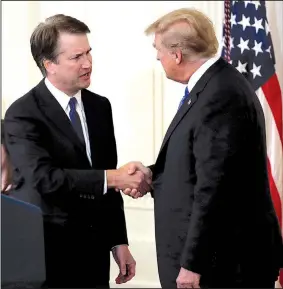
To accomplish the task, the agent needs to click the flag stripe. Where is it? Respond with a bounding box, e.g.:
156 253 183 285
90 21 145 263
257 86 283 287
257 87 283 225
267 159 282 228
261 74 283 145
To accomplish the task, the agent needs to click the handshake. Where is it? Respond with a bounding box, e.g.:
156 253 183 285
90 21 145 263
107 161 152 198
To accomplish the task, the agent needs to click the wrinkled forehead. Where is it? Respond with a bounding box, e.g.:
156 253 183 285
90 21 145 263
57 32 90 54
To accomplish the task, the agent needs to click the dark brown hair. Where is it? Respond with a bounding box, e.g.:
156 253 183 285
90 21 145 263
30 14 90 76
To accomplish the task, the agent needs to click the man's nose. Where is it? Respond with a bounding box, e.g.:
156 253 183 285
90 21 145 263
82 55 92 68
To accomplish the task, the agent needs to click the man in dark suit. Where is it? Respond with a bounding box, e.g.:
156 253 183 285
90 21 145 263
4 14 151 288
123 8 283 288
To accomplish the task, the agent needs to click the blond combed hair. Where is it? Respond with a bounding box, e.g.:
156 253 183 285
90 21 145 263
145 8 219 61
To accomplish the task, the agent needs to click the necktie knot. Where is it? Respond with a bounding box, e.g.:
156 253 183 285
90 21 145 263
69 97 77 110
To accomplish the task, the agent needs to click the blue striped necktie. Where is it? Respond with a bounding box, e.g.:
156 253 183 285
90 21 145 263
178 86 190 111
69 97 85 146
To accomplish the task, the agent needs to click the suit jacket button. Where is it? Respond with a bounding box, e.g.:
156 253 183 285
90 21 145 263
91 195 95 200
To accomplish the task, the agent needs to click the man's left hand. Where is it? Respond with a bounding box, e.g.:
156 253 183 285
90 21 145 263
1 144 13 193
112 245 136 284
120 161 153 198
176 267 201 288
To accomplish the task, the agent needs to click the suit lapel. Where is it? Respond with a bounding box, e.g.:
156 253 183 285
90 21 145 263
158 58 227 155
35 79 87 155
159 92 198 153
81 91 99 166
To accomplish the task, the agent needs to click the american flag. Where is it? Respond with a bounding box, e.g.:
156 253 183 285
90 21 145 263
221 0 283 286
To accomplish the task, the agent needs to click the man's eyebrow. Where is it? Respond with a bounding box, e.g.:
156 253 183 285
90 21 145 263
74 52 83 57
72 48 92 58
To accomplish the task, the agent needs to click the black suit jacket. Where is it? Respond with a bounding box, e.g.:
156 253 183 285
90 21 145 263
4 79 128 285
150 58 283 287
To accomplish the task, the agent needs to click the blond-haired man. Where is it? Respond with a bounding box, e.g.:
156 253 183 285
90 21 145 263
124 8 283 288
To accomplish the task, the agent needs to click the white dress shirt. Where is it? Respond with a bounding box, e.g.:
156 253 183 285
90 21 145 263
187 55 220 93
45 78 107 194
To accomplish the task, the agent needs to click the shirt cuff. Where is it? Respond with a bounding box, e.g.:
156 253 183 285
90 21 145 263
111 244 128 251
103 170 108 194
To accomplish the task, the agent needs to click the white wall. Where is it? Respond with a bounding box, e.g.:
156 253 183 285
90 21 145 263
2 1 283 287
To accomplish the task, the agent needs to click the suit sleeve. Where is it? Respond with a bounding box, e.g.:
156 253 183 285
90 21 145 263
4 105 105 199
148 164 155 198
180 89 251 274
148 164 155 172
103 99 129 249
1 119 4 144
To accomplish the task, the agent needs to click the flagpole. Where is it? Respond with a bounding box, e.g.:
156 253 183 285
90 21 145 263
224 0 231 62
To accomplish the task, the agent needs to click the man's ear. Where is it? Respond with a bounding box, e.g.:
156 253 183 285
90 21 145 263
44 59 56 75
172 50 182 65
175 49 182 65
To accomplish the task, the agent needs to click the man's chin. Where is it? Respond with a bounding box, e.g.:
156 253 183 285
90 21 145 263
83 83 91 89
80 80 91 89
166 74 178 82
166 74 173 81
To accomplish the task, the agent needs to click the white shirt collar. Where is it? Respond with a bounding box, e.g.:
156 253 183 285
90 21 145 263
187 55 220 93
44 77 83 111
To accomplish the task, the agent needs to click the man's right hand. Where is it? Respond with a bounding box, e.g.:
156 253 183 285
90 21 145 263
1 144 13 194
120 162 152 199
106 162 152 194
